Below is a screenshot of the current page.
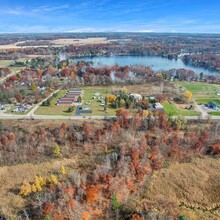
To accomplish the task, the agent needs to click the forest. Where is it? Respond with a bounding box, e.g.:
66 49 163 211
0 110 219 219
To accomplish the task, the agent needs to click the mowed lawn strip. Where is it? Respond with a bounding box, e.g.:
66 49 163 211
195 98 220 105
35 90 76 116
208 111 220 116
163 101 200 116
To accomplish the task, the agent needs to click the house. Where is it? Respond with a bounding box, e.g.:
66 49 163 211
79 106 89 111
150 102 164 112
129 93 142 101
39 87 45 95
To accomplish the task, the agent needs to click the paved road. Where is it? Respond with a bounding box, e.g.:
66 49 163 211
27 88 61 117
193 99 209 118
0 109 220 120
0 114 117 120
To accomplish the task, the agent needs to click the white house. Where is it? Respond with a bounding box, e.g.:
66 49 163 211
129 93 142 101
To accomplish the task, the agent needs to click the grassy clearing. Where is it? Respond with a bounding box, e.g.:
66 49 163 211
177 82 220 99
0 157 80 219
208 111 220 116
81 88 117 116
145 157 220 220
178 82 220 94
35 90 76 116
163 101 200 116
0 60 24 72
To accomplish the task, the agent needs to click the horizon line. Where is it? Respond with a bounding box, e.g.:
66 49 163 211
1 31 220 35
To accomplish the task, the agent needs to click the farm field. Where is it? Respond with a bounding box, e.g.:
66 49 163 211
163 101 200 116
35 90 75 116
0 38 113 50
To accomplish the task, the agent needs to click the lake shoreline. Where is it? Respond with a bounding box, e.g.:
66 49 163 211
71 55 220 76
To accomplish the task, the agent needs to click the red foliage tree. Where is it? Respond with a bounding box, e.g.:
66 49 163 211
211 142 220 154
116 109 130 128
1 135 8 145
82 121 90 140
8 132 16 142
42 202 54 216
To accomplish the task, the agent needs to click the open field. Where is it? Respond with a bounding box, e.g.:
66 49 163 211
178 81 220 98
52 37 111 46
0 156 84 219
34 90 76 116
163 101 200 116
0 60 24 72
145 157 220 220
0 38 113 50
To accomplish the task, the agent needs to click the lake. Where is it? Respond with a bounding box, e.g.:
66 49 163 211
72 56 220 76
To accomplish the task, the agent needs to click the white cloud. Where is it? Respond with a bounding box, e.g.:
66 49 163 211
32 4 69 13
0 7 24 15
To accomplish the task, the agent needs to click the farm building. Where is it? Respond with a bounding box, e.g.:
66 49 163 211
57 90 83 106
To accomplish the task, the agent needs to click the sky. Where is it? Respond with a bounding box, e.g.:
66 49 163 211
0 0 220 33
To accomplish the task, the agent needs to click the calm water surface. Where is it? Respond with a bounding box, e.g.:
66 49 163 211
72 56 220 76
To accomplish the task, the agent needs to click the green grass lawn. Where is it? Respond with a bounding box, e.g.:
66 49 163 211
80 88 118 116
208 111 220 116
195 98 220 105
35 90 76 116
177 82 220 99
178 82 220 94
163 101 200 116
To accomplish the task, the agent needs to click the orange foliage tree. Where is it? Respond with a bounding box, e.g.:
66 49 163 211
86 185 100 203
